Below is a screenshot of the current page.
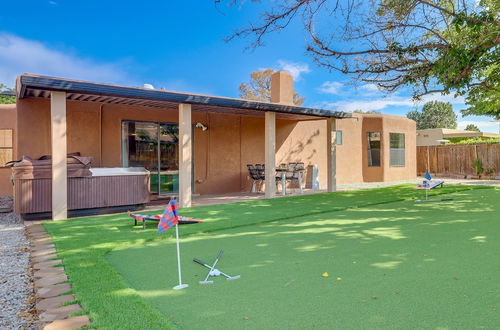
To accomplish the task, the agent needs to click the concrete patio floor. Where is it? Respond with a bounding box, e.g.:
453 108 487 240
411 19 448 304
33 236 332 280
145 179 415 209
143 177 500 210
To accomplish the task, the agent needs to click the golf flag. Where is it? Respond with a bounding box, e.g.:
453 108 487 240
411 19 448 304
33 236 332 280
158 200 179 233
424 171 432 181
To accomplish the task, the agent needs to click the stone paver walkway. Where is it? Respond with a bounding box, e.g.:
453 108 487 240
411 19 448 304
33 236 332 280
25 223 91 329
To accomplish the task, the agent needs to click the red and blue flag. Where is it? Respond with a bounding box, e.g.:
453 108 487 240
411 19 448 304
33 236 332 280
158 200 179 233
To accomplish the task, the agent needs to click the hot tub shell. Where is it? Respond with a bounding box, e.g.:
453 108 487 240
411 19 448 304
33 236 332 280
13 162 150 214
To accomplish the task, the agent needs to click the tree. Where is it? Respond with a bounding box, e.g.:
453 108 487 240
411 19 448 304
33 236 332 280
239 69 305 105
220 0 500 118
465 124 481 132
0 84 15 104
406 101 457 129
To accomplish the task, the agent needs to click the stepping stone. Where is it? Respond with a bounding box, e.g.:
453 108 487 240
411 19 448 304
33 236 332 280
32 243 55 251
32 248 57 258
37 283 72 299
34 267 65 279
32 254 58 263
43 315 90 330
35 274 68 288
33 260 63 270
39 304 82 322
30 234 50 240
26 225 46 234
30 231 49 237
36 295 75 312
32 237 52 244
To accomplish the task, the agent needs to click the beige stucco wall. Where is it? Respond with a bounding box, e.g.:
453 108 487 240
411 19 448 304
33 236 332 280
382 114 417 181
11 99 417 197
0 104 16 196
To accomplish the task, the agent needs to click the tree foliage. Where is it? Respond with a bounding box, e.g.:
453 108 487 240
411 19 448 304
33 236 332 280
464 124 481 132
220 0 500 118
239 69 305 105
406 101 457 129
0 84 15 104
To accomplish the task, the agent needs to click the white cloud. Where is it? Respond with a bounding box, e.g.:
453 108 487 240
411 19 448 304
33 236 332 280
277 60 310 80
360 84 380 92
457 120 500 134
418 93 465 105
318 81 343 94
0 32 131 87
320 96 412 112
317 91 466 113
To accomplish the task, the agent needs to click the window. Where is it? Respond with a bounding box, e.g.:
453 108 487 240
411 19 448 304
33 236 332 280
367 132 381 166
0 129 13 166
336 131 343 145
390 133 405 166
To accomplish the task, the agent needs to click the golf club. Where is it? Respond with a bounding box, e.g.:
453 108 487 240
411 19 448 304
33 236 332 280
198 250 224 284
193 257 241 281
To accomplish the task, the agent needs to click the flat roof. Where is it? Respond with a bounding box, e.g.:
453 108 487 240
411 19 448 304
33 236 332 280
17 74 352 120
418 128 500 138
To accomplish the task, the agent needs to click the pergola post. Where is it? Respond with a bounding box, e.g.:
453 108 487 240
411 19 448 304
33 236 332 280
178 103 192 208
326 118 337 192
50 91 68 220
265 111 276 198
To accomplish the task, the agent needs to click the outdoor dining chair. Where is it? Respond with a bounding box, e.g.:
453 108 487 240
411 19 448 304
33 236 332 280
283 162 304 194
292 162 305 194
247 164 263 192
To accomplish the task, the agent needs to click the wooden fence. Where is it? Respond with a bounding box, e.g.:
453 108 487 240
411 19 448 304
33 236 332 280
417 144 500 178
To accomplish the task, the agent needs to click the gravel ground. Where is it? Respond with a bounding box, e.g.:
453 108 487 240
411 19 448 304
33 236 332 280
0 197 38 329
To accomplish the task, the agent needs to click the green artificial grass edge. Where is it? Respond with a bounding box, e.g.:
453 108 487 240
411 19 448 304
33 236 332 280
107 188 500 329
42 184 494 329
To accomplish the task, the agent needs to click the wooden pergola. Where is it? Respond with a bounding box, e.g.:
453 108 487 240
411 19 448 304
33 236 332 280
17 74 351 220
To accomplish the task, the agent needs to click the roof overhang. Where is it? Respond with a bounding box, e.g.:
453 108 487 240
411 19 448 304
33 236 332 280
443 132 500 138
17 74 352 121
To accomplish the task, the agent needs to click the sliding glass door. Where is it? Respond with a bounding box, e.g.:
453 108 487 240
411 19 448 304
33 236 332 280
121 121 179 196
158 123 179 195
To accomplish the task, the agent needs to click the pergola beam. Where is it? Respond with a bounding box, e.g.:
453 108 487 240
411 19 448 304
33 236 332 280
265 111 276 198
50 91 68 220
326 118 337 192
178 103 192 208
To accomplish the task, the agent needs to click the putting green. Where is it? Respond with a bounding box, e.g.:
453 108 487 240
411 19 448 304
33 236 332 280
107 189 499 329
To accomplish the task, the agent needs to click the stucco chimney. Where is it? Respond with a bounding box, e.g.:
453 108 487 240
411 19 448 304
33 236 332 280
270 71 294 105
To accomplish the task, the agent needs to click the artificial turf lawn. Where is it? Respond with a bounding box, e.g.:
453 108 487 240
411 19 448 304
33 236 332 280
42 185 498 329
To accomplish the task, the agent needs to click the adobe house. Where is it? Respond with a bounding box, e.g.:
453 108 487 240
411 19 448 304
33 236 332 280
0 71 416 219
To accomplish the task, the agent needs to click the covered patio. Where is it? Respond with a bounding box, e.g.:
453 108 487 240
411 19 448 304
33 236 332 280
16 73 351 220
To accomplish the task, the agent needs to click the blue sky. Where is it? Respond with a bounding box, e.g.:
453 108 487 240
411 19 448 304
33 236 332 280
0 0 497 132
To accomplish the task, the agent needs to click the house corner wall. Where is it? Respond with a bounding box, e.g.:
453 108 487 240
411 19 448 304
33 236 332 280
382 116 417 181
0 104 17 197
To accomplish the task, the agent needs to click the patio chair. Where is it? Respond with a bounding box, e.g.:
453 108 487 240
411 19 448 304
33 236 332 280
247 164 263 192
283 162 305 194
291 162 305 194
255 164 265 180
275 164 287 193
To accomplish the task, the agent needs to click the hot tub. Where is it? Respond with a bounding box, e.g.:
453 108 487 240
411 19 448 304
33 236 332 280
13 162 150 215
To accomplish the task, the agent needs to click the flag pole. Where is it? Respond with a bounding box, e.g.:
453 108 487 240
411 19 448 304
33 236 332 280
173 223 188 290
